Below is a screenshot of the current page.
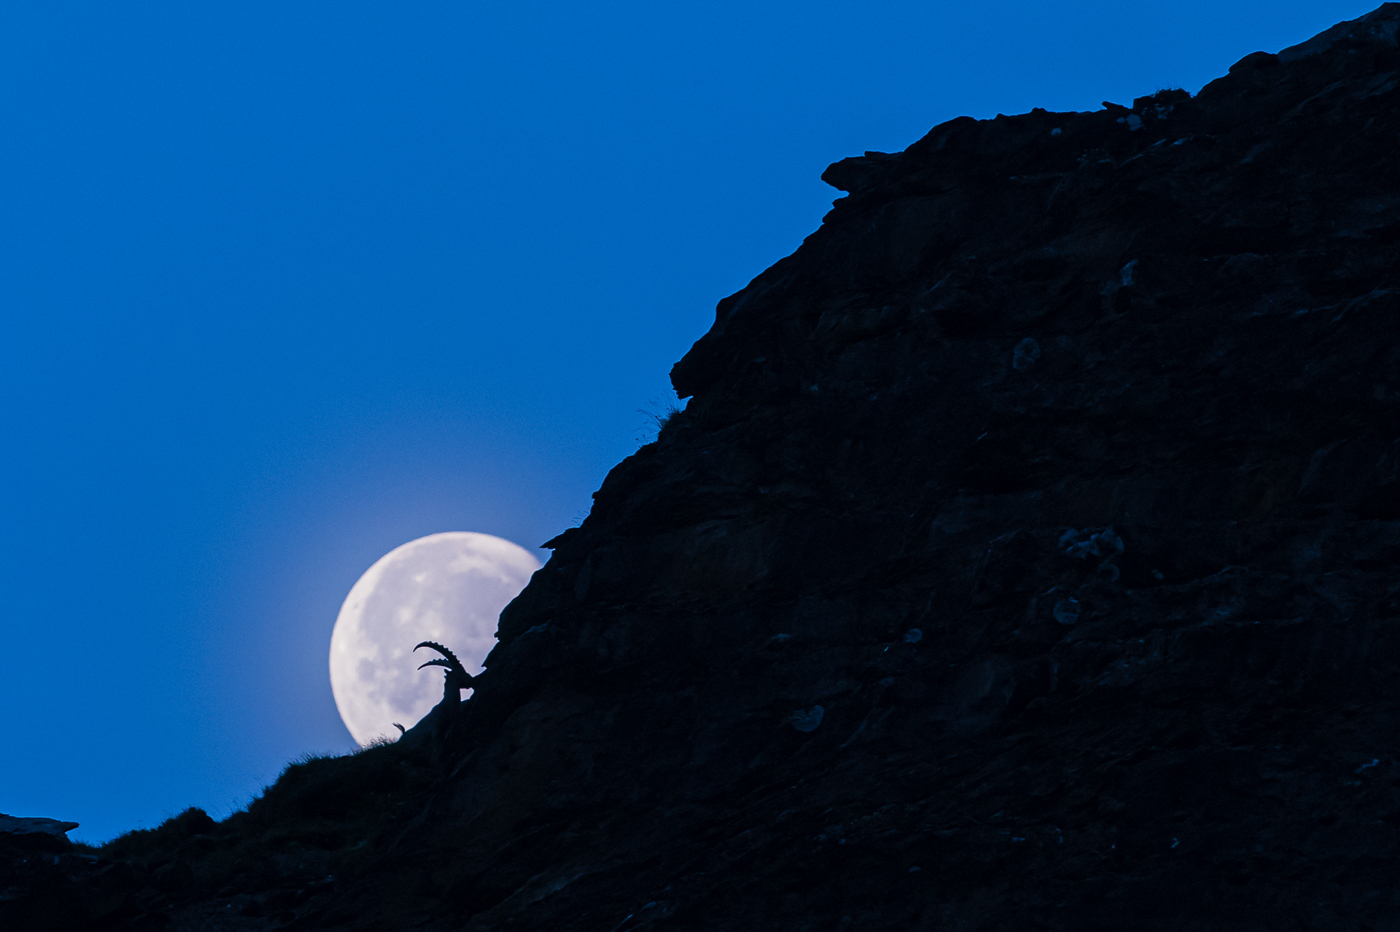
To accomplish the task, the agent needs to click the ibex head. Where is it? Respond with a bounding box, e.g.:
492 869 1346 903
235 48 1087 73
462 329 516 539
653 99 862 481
414 641 474 696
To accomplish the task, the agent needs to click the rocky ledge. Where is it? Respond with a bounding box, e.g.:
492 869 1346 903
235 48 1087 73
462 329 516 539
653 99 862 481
7 5 1400 930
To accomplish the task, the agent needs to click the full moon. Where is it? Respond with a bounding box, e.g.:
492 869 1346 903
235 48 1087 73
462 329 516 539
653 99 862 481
329 532 542 746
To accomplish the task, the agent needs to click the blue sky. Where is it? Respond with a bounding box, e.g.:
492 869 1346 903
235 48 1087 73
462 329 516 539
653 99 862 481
0 1 1375 842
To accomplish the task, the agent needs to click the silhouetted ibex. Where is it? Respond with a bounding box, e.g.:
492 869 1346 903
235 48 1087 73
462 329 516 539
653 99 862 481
411 641 474 745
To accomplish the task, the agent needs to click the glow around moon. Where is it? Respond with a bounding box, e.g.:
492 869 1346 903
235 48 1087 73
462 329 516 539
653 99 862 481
329 532 541 746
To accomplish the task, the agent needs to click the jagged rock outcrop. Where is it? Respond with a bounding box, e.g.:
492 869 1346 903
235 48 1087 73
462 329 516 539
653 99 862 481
1 816 82 926
7 5 1400 929
0 816 80 845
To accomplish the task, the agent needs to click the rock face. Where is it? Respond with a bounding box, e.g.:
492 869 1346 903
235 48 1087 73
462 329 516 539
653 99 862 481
8 5 1400 929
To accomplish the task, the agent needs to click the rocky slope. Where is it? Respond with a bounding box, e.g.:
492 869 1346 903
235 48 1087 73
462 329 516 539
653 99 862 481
7 5 1400 929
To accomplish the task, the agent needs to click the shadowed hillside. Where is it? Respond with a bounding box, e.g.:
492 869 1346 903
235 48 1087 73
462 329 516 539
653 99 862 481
7 5 1400 929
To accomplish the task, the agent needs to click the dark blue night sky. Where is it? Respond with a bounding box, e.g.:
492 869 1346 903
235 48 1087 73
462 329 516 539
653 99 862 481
0 1 1373 842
